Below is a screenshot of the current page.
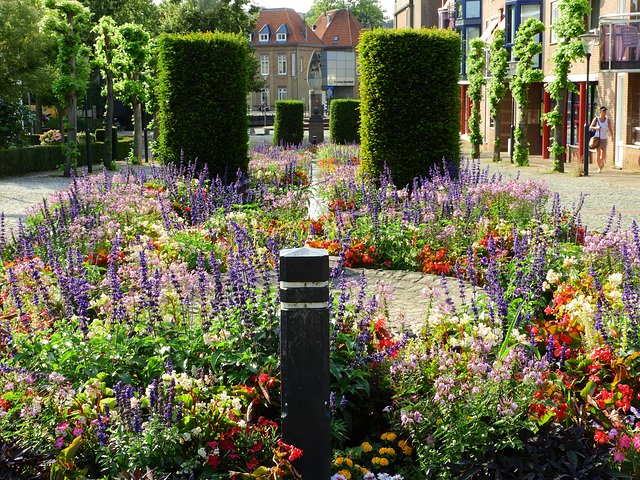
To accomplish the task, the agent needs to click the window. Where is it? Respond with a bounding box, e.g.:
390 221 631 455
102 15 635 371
260 55 269 76
259 33 269 42
590 0 601 30
333 36 339 44
276 32 287 42
466 0 480 18
278 88 287 100
326 51 356 86
261 89 269 104
278 55 287 75
292 53 295 77
550 1 559 44
505 1 541 64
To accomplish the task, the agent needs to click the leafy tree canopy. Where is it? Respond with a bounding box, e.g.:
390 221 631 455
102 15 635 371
0 0 55 101
80 0 161 35
157 0 259 36
304 0 387 29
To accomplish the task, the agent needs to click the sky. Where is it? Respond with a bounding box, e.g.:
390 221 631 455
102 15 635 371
254 0 396 19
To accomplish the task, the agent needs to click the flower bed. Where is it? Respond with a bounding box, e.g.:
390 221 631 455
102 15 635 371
0 143 639 479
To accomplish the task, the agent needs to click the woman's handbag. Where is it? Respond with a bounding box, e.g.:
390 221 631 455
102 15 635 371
589 135 600 149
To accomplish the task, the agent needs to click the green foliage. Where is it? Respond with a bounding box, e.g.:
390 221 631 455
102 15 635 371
467 38 486 157
510 18 545 167
358 27 461 188
304 0 387 28
157 0 259 37
488 29 508 162
543 0 590 172
329 99 361 144
156 30 250 179
0 100 36 150
273 100 304 147
0 0 54 101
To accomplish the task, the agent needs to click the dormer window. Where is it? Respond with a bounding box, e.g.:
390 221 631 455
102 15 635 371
258 24 272 43
332 36 339 44
327 14 332 24
275 24 290 43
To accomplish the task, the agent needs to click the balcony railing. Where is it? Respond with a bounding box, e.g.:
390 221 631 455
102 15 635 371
599 13 640 72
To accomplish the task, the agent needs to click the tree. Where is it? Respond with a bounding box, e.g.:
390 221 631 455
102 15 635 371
0 99 36 149
43 0 91 177
304 0 386 28
543 0 590 173
80 0 160 35
510 18 545 167
0 0 54 102
114 23 151 163
93 16 119 166
157 0 259 36
487 29 508 162
467 38 486 159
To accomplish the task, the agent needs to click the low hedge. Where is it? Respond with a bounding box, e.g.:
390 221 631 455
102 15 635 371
329 99 360 144
273 100 304 146
0 139 132 177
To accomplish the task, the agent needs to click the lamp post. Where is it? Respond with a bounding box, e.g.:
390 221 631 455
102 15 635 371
580 31 598 176
262 75 268 128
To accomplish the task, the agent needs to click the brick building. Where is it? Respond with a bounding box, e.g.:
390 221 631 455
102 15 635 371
250 8 364 115
394 0 640 171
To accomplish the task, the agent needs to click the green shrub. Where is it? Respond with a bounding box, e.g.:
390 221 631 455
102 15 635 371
273 100 304 146
329 99 360 144
0 146 65 177
358 28 461 188
156 31 249 180
95 126 118 146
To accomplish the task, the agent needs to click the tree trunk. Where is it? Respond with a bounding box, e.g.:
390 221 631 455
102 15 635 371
493 112 501 161
552 88 566 173
63 11 77 178
35 98 43 134
132 95 143 163
104 31 114 167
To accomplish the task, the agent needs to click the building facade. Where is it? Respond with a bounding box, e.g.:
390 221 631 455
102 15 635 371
396 0 640 171
250 8 363 115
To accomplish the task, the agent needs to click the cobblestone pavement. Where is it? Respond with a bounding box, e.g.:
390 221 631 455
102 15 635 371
2 146 640 333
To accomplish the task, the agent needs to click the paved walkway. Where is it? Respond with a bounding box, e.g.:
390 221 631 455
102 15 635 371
2 141 640 333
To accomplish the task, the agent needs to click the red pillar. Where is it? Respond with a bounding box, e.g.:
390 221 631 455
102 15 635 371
578 81 587 159
542 88 551 159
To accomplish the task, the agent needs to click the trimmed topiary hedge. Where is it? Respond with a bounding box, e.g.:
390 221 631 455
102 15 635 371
358 28 461 188
0 139 133 177
329 99 360 145
156 31 249 180
273 100 304 146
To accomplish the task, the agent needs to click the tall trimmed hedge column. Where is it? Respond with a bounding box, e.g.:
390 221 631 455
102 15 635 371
156 31 249 179
329 99 360 144
273 100 304 146
358 28 461 188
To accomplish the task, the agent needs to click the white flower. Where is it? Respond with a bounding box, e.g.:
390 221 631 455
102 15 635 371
608 272 623 286
546 269 560 285
197 447 207 458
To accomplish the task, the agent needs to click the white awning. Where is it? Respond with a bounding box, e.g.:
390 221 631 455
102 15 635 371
480 17 505 43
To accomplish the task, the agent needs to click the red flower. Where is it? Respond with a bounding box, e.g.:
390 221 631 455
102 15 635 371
289 447 303 461
207 455 221 467
249 440 263 452
246 457 260 471
594 430 607 444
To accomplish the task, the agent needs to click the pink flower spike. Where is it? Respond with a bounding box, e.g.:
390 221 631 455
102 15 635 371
613 451 625 463
55 437 65 448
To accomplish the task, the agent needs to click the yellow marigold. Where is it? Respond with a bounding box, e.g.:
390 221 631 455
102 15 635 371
386 447 396 456
378 457 390 466
361 442 373 453
371 457 381 465
386 433 397 442
345 458 353 467
334 458 344 466
398 440 407 449
402 446 413 456
360 467 369 474
380 432 389 440
338 469 351 479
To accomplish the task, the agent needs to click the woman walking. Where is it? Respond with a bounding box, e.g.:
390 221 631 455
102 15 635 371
590 106 614 173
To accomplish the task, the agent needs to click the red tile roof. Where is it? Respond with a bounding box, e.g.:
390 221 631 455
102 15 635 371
252 8 323 46
311 9 363 47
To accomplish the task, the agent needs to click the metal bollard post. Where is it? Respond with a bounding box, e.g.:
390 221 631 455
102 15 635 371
280 247 331 480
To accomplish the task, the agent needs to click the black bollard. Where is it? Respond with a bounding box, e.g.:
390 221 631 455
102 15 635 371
280 247 331 480
86 126 92 173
